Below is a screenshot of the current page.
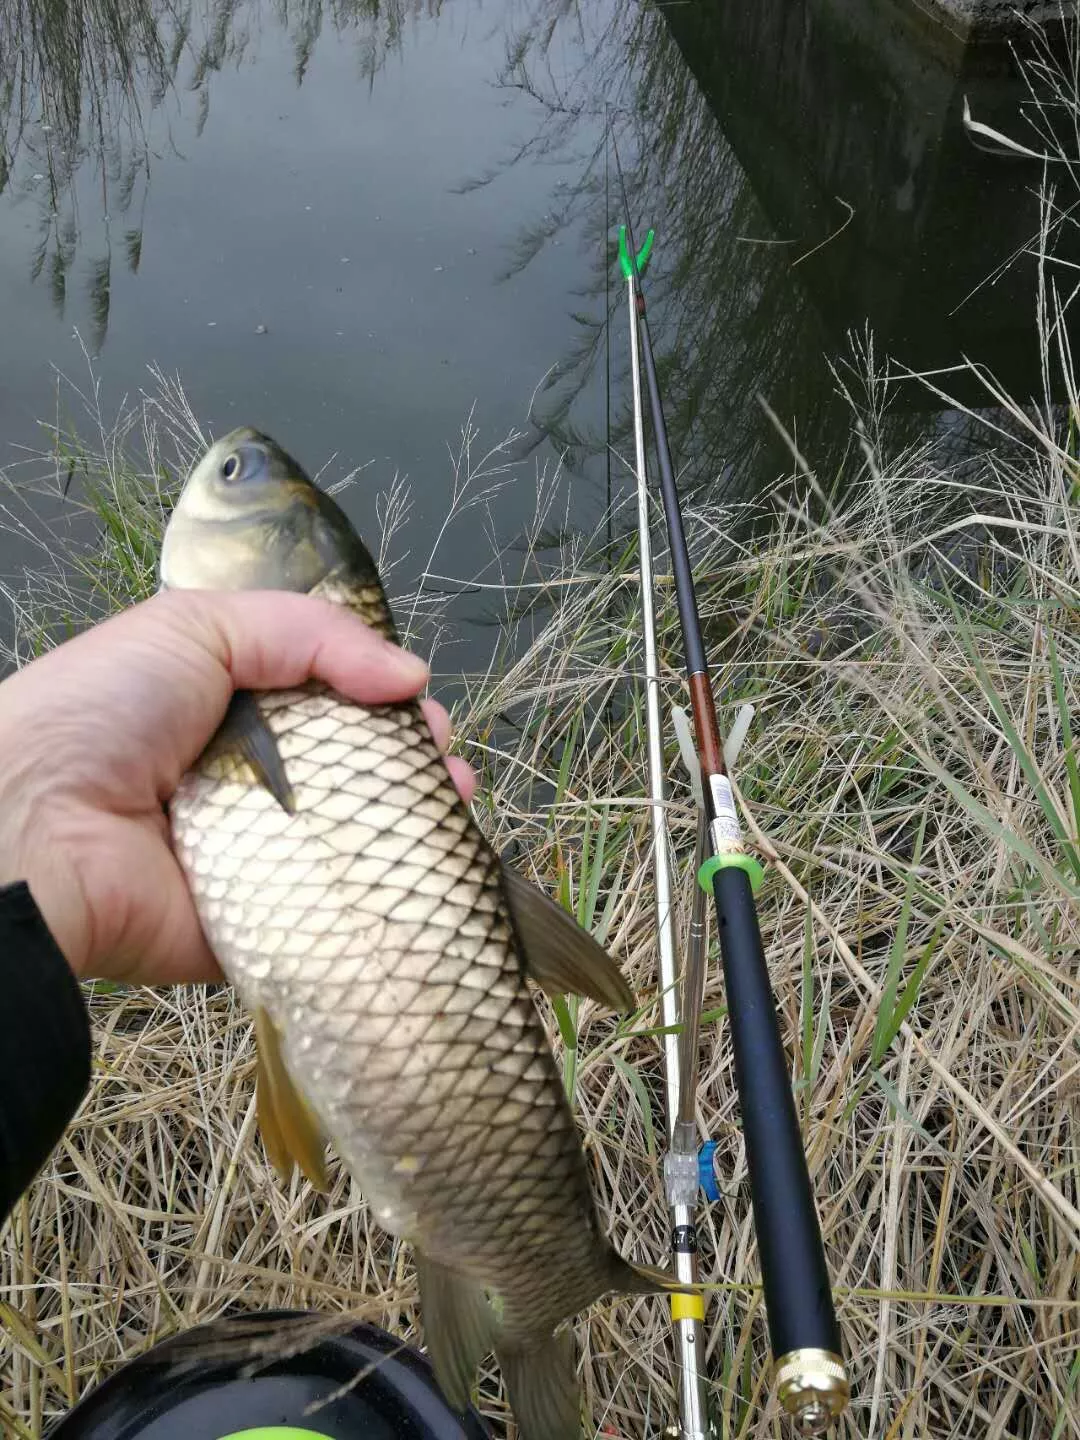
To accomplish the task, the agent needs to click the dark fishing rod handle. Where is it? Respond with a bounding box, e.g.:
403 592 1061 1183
712 863 849 1434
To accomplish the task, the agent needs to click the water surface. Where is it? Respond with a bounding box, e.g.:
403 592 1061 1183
1 0 1071 658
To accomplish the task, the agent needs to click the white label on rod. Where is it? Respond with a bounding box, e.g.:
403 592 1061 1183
709 774 743 848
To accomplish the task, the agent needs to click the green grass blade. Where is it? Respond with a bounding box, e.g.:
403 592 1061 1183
926 760 1080 900
1050 1351 1080 1440
1047 626 1080 849
872 1070 942 1153
612 1053 656 1159
552 993 578 1101
801 896 815 1092
581 804 610 932
949 596 1080 881
553 712 581 814
577 807 592 928
872 809 927 1068
880 915 945 1055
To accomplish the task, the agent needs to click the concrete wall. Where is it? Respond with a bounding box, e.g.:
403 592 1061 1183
662 0 1078 393
935 1 1075 34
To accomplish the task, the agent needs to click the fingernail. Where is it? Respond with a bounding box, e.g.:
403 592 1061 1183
381 641 429 684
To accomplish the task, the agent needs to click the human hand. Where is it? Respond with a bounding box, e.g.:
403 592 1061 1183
0 590 476 985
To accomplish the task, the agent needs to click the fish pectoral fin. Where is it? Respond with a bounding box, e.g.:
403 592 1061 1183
255 1007 329 1192
608 1251 700 1296
209 690 295 813
501 864 635 1012
414 1251 495 1413
496 1330 580 1440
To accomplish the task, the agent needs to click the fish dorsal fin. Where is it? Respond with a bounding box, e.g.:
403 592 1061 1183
208 690 295 813
414 1251 495 1413
501 865 635 1012
255 1007 329 1192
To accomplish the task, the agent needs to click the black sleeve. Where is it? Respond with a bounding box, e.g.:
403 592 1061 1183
0 882 92 1224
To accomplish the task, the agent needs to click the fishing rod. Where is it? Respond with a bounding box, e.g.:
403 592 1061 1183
623 232 710 1440
615 166 850 1434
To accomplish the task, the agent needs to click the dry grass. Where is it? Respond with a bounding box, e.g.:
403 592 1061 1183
458 388 1080 1439
2 35 1080 1434
1 344 1077 1439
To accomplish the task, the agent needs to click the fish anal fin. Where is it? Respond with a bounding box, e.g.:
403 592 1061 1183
501 864 635 1012
415 1251 495 1413
256 1051 293 1185
255 1007 329 1192
496 1329 580 1440
208 690 295 813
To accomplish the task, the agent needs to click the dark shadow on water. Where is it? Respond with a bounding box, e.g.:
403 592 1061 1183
661 0 1079 398
486 0 1078 512
1 0 1075 571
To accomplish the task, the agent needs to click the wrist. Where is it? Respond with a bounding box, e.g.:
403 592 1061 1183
22 865 91 980
0 791 91 980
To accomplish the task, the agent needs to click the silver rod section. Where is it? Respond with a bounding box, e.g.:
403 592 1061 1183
674 811 710 1146
627 275 709 1440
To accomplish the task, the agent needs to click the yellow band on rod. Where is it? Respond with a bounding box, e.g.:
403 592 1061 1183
670 1292 705 1323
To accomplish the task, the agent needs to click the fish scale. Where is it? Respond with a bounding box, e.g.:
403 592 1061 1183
170 681 611 1340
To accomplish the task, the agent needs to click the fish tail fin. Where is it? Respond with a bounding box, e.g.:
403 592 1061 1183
496 1328 580 1440
415 1251 495 1413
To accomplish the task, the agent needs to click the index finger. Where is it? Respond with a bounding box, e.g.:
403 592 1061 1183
157 588 430 698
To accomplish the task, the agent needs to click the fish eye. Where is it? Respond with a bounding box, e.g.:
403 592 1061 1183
218 442 267 484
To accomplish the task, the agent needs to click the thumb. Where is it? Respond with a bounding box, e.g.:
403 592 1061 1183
95 589 431 786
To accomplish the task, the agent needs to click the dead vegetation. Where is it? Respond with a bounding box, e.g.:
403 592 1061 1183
0 319 1077 1439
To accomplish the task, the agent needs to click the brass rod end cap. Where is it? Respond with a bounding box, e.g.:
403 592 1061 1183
775 1349 850 1434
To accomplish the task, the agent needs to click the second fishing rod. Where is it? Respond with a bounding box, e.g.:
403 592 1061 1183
615 170 849 1434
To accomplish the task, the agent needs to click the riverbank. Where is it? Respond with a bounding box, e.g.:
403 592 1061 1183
1 337 1077 1435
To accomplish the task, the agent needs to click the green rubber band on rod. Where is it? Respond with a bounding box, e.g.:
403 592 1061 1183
618 223 654 279
218 1429 335 1440
698 852 765 896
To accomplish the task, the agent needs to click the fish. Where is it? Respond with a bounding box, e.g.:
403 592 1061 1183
160 427 679 1440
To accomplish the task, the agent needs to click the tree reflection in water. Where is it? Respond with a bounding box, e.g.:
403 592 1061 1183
1 0 1053 503
0 0 439 349
476 0 862 503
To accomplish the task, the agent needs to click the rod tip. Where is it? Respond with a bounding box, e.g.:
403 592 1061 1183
775 1349 849 1434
